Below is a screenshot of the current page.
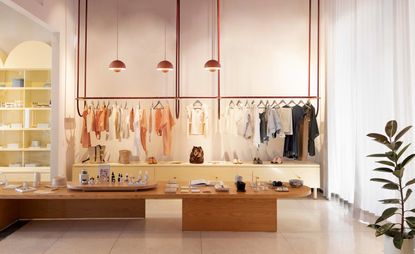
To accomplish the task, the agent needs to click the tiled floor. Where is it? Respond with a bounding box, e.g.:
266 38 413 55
0 198 384 254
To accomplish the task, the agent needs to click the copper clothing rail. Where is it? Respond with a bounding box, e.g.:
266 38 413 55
76 0 321 118
76 96 319 100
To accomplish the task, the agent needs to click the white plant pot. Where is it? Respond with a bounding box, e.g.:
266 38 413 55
384 236 415 254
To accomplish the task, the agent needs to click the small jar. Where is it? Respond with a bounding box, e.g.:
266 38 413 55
79 170 89 185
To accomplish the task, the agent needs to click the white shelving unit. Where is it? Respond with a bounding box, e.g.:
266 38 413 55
0 68 51 181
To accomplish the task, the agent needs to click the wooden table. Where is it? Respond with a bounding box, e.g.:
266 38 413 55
0 182 310 232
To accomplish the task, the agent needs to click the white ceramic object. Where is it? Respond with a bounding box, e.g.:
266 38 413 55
10 123 22 129
37 123 49 128
384 236 414 254
31 140 40 147
7 143 19 149
33 172 40 187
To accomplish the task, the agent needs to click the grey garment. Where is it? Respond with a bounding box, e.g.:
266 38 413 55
283 105 305 159
259 111 269 143
243 109 254 139
267 108 282 138
304 104 319 156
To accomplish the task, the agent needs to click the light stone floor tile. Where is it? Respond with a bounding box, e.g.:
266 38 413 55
201 232 293 254
0 198 392 254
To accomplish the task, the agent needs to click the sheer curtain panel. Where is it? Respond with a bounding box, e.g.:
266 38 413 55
325 0 415 216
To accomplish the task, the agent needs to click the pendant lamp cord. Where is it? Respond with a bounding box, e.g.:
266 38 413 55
116 0 119 59
211 0 215 59
164 24 167 60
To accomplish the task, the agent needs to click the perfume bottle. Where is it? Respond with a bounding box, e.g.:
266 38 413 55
125 173 129 183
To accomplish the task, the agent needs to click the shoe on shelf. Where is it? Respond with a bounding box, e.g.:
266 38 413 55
257 158 263 164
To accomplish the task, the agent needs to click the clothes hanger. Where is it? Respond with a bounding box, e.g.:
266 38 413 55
245 100 249 107
278 100 286 106
287 100 296 106
257 100 266 109
153 100 164 109
193 100 203 109
228 100 235 109
270 100 277 109
236 100 243 109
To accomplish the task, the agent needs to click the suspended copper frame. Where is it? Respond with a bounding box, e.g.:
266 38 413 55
76 0 321 118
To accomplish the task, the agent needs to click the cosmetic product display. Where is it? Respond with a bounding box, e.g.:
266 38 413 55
79 170 89 185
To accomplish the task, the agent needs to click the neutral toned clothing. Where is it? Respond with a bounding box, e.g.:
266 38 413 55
114 106 121 141
81 109 91 148
133 106 141 156
121 108 130 139
155 106 175 156
140 109 147 153
129 108 135 132
283 105 305 159
267 108 282 138
305 104 319 156
253 107 261 148
186 104 208 136
277 107 293 135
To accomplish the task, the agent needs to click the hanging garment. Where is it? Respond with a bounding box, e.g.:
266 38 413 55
304 104 319 156
283 105 305 159
155 106 175 156
186 104 208 135
242 106 254 139
148 107 153 143
114 106 121 141
80 108 91 148
235 107 246 137
120 108 130 139
129 108 135 132
140 109 147 153
86 107 93 133
224 106 238 136
252 107 261 148
94 108 102 139
133 106 141 156
107 106 115 141
104 106 109 132
298 114 310 161
259 110 269 143
277 107 293 135
98 106 107 132
155 108 163 136
267 108 282 138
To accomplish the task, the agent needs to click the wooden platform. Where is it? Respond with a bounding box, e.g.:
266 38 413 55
0 182 311 232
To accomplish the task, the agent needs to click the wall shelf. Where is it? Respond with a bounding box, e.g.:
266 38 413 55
0 67 51 182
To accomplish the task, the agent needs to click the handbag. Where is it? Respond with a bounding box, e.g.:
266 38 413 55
85 145 106 163
189 146 204 164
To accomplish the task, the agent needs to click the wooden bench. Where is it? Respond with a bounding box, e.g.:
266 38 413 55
0 182 310 232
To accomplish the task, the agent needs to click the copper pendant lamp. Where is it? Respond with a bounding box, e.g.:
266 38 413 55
109 0 126 72
157 25 173 73
204 0 220 72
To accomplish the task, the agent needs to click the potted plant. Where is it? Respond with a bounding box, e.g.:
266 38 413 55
367 120 415 254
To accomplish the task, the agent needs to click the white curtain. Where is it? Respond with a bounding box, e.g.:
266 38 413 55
325 0 415 216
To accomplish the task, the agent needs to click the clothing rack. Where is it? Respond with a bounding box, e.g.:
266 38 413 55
75 0 321 119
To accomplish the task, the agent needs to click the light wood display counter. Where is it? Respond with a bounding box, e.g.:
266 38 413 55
73 160 320 199
0 182 310 232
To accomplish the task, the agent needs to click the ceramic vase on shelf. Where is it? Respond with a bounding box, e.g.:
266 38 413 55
384 236 414 254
